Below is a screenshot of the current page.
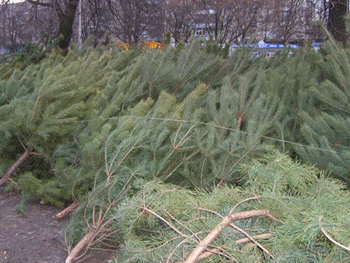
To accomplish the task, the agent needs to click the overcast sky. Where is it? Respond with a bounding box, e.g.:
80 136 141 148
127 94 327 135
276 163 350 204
2 0 25 3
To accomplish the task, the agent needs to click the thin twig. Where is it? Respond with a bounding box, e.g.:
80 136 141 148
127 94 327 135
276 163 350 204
229 196 261 214
235 233 274 244
230 223 274 258
319 216 350 252
166 239 190 263
142 206 188 238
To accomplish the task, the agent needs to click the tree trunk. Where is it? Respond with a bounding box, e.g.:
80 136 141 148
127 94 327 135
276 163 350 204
57 0 80 50
56 201 79 218
0 147 33 187
328 0 348 46
65 230 97 263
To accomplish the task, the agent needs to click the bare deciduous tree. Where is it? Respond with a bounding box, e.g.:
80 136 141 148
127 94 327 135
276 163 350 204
269 0 304 42
24 0 80 49
257 0 329 43
194 0 263 44
163 0 197 43
108 0 157 44
229 0 263 43
0 1 38 51
78 0 111 43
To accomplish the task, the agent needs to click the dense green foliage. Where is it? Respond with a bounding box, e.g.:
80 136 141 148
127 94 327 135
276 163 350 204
113 152 350 262
1 40 350 261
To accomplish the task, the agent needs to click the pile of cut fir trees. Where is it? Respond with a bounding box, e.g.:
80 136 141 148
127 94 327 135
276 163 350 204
1 36 350 262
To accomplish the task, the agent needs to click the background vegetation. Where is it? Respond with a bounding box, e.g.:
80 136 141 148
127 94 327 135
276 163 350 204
0 0 347 51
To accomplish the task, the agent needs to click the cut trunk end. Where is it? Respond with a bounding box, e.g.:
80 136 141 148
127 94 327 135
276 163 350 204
0 147 33 187
56 201 79 218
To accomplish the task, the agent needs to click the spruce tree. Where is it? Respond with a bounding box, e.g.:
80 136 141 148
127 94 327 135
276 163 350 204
294 42 350 183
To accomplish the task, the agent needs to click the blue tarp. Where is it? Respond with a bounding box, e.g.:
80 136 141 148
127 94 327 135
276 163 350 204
232 40 322 50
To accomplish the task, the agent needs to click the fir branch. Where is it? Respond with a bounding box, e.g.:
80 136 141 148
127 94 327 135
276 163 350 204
175 248 239 263
235 233 274 244
67 203 116 262
195 248 239 263
319 216 350 252
66 175 132 262
105 137 143 183
82 115 342 155
162 209 202 243
197 202 277 259
218 149 252 186
229 196 261 214
172 124 196 149
167 239 191 263
184 209 272 263
163 150 201 181
314 21 339 52
141 206 190 239
230 222 274 258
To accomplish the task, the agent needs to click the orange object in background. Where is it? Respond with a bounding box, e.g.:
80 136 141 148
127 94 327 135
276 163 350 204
115 41 164 50
146 41 164 49
115 41 129 50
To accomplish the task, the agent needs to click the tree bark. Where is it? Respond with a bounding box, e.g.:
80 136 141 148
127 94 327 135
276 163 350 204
56 201 79 218
328 0 348 45
57 0 79 49
65 230 97 263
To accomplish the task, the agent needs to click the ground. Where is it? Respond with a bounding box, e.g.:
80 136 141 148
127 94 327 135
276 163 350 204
0 188 113 263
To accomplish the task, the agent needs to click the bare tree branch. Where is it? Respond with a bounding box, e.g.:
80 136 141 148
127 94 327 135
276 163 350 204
26 0 54 8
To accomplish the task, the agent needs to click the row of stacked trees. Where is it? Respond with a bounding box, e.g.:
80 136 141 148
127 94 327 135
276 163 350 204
1 37 350 261
0 0 349 51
